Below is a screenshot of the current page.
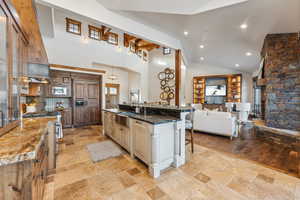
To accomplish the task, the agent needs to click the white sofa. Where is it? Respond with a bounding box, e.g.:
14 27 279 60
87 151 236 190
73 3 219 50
193 110 237 138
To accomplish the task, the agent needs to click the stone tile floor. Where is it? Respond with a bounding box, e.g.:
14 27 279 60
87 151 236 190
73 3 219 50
44 126 300 200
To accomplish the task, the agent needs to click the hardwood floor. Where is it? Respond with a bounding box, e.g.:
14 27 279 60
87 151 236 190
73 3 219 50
43 125 300 200
193 126 300 178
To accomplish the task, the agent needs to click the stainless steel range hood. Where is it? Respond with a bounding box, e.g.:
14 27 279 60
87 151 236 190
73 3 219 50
24 63 50 83
27 63 49 79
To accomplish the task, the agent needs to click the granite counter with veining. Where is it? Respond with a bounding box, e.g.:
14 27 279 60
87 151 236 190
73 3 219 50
0 117 56 166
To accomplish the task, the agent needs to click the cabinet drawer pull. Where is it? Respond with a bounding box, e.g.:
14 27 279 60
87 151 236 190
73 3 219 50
135 121 142 124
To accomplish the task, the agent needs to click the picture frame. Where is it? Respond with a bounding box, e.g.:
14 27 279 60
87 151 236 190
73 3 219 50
107 32 118 45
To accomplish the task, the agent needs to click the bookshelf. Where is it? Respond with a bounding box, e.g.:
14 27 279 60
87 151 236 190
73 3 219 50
193 74 242 104
193 77 205 104
227 74 242 103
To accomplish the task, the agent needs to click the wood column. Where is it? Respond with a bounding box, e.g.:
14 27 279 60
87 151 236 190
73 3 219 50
175 49 182 106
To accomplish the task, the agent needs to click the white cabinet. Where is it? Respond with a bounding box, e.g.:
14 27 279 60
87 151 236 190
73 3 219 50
103 112 115 138
103 111 131 153
132 120 151 164
116 125 131 152
103 111 185 178
114 123 122 145
122 127 130 151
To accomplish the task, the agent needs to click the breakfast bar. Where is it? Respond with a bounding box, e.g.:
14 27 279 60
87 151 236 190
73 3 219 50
103 104 192 178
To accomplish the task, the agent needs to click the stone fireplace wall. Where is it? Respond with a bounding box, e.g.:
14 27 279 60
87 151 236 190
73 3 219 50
262 33 300 131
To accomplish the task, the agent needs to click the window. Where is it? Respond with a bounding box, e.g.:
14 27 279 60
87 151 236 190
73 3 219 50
66 18 81 35
88 25 101 40
109 87 118 95
163 47 171 55
106 32 118 45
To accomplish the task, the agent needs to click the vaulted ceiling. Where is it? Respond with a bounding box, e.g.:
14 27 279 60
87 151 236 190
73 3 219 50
96 0 300 72
96 0 248 15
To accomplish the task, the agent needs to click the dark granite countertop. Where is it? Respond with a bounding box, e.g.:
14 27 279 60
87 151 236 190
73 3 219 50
102 109 181 125
119 104 193 112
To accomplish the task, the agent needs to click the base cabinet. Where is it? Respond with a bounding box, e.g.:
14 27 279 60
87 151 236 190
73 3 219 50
103 112 114 138
0 138 48 200
0 122 55 200
131 118 180 178
62 109 72 128
132 120 151 164
122 128 130 151
103 111 130 152
103 111 184 178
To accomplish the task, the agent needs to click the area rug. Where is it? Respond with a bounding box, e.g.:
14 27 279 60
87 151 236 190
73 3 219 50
86 140 124 162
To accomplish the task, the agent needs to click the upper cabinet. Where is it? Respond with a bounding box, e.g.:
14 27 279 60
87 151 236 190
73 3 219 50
0 5 9 129
0 0 46 135
0 1 28 135
10 0 48 64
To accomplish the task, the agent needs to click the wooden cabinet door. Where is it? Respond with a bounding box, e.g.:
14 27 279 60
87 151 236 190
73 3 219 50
74 80 100 126
32 140 48 200
104 112 109 136
122 127 130 151
75 82 85 99
132 120 151 164
74 81 86 126
87 83 100 124
0 7 26 135
62 109 72 128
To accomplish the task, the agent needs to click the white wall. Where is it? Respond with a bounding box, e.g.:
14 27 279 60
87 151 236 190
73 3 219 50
185 63 253 105
128 71 141 93
36 5 149 103
37 0 182 50
148 48 175 104
36 4 253 107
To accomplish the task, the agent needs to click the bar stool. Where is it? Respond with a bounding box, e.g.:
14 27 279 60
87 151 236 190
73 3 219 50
185 106 195 153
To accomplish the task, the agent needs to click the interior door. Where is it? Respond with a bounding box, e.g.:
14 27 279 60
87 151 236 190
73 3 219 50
74 80 100 126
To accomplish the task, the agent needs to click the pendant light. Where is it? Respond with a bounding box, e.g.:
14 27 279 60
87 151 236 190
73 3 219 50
108 67 117 81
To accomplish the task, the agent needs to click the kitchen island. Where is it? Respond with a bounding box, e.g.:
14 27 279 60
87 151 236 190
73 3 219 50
0 117 56 200
103 105 192 178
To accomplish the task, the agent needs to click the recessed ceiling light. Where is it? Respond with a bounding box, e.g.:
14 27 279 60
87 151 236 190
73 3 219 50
184 31 189 36
199 45 205 49
200 57 204 61
240 23 248 29
235 64 240 67
246 52 252 56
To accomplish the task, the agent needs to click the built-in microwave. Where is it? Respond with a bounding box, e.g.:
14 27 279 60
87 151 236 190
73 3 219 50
52 86 68 96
